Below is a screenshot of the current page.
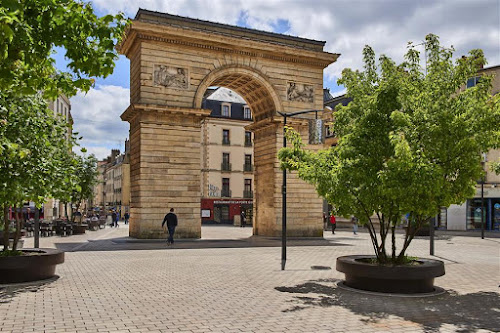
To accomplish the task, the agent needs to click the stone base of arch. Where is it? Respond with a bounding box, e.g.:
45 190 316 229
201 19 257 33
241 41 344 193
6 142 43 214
251 119 324 238
123 104 211 239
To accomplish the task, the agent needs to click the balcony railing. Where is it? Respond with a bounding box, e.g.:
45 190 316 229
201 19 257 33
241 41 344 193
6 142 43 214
221 189 231 198
243 190 253 198
244 140 252 147
221 162 232 171
243 164 253 172
222 139 231 145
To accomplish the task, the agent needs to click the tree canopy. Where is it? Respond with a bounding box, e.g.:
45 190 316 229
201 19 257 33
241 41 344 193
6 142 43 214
279 34 500 264
0 0 127 253
0 0 128 98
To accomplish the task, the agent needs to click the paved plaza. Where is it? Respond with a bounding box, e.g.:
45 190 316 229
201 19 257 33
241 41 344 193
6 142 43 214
1 224 499 333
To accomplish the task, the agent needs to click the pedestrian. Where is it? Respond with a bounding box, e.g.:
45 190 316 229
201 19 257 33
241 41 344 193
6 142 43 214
115 212 119 228
352 216 358 235
124 212 130 225
330 213 336 234
162 208 178 245
240 209 246 228
111 211 117 228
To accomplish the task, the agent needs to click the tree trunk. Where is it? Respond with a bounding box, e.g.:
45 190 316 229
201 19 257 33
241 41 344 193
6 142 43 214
12 205 22 251
3 205 10 251
391 224 396 261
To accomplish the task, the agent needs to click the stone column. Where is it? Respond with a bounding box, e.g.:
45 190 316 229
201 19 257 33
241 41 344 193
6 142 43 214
251 118 323 237
123 105 210 239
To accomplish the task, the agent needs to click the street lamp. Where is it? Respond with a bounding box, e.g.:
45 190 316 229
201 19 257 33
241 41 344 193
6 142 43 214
480 159 486 239
277 106 332 270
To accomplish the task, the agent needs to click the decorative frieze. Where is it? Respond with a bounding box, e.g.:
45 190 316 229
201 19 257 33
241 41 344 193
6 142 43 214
153 65 189 89
287 82 314 103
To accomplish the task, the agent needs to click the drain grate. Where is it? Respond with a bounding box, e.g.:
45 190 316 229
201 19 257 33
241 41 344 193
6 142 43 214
311 265 331 270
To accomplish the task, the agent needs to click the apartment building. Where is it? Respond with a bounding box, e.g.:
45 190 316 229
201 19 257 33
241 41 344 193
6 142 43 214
97 140 131 218
200 88 254 224
447 64 500 231
43 95 73 220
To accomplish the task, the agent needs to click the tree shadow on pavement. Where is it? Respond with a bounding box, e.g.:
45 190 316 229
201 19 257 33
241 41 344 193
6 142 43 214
275 279 500 333
0 276 59 304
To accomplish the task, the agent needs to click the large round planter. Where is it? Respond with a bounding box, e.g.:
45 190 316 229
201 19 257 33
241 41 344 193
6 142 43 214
336 255 445 294
0 248 64 284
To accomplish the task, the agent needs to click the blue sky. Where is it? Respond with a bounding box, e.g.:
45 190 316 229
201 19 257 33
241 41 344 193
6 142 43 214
66 0 500 159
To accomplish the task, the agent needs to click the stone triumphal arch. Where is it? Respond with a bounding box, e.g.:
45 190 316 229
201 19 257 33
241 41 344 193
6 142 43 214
119 9 338 239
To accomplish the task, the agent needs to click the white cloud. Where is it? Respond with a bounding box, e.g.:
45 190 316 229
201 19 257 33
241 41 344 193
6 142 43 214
90 0 499 86
70 85 130 159
82 0 499 153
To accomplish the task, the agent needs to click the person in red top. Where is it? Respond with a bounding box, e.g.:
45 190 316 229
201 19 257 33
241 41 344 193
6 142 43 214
330 213 336 234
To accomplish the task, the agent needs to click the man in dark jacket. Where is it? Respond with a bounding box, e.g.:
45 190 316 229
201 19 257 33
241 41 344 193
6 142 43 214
162 208 178 245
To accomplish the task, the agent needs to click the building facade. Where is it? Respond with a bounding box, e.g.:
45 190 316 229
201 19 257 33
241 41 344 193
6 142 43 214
200 88 254 225
96 140 131 218
447 64 500 231
43 95 73 220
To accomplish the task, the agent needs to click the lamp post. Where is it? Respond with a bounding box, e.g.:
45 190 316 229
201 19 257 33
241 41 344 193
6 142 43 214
480 160 486 239
277 107 330 270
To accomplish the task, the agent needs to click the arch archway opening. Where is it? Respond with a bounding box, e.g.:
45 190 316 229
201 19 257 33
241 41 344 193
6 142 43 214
200 84 259 239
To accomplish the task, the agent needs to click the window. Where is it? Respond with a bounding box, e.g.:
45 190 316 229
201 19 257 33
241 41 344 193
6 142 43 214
244 106 252 119
244 131 252 146
222 178 230 197
467 76 481 89
222 153 231 171
325 123 335 138
221 103 230 117
244 154 252 172
222 129 230 145
244 179 252 198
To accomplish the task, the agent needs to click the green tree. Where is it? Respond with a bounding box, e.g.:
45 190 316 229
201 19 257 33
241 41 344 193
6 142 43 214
279 34 500 264
70 153 98 223
0 0 127 254
0 0 128 98
0 93 76 252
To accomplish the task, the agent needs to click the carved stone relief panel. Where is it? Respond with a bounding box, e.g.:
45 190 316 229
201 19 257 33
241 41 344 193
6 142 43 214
287 82 314 103
153 65 189 89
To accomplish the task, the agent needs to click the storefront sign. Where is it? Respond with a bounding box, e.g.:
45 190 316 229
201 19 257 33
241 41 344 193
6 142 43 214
213 200 253 205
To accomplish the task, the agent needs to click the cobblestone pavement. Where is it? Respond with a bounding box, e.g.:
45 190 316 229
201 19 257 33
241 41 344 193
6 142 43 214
1 223 499 333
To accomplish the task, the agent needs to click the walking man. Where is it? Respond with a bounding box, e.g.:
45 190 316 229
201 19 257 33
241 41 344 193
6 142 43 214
124 212 130 225
240 209 246 228
111 211 117 228
352 216 358 235
162 208 178 245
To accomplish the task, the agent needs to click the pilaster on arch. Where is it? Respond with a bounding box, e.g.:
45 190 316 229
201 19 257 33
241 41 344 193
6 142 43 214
193 65 283 122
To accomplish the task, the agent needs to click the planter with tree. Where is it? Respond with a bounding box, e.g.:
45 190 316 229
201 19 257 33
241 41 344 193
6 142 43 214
0 0 127 284
279 34 500 294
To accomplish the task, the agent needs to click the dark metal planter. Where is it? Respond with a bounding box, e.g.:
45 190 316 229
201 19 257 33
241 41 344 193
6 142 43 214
0 248 64 284
336 255 445 294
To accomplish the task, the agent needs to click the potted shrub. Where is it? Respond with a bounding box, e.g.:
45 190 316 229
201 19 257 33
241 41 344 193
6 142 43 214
279 34 500 294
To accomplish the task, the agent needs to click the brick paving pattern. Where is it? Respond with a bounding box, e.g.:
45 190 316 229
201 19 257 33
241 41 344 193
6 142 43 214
1 223 499 332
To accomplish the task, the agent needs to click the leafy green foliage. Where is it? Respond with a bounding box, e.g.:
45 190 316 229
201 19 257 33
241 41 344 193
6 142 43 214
279 34 500 264
0 1 127 253
0 0 128 98
70 154 98 222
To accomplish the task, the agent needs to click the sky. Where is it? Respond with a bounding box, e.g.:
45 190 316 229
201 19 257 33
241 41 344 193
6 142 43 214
62 0 500 159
